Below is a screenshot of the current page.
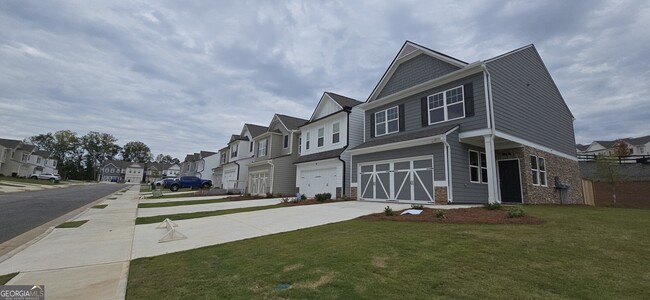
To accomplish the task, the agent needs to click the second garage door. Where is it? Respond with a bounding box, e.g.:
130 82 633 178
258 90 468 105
300 167 337 197
359 156 434 202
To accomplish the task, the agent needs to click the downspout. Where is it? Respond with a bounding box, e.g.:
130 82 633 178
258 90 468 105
337 107 352 198
268 160 274 194
482 63 501 203
441 135 453 203
234 160 241 190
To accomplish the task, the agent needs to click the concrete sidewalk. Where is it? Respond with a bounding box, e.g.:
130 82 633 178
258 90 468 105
137 198 284 217
0 185 139 300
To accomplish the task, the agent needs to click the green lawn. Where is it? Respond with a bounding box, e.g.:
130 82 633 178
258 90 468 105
0 272 18 284
135 204 283 225
56 220 88 228
138 198 233 208
92 204 108 209
127 206 650 299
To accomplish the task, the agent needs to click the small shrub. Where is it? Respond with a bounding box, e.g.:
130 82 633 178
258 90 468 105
435 210 446 219
384 206 394 216
315 193 332 202
244 193 251 197
226 191 234 195
484 202 502 210
507 206 526 218
266 192 274 198
300 194 307 200
280 197 290 204
411 204 424 209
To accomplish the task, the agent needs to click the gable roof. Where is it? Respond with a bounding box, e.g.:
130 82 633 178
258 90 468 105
244 124 268 138
367 40 468 102
0 138 21 149
33 150 51 157
628 135 650 146
576 144 589 152
275 114 308 131
326 92 363 109
200 151 218 158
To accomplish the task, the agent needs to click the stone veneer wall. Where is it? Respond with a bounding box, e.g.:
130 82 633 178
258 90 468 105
496 146 583 204
435 187 448 204
350 187 358 199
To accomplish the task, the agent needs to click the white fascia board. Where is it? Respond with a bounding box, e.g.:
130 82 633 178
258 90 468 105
361 62 483 111
459 129 492 139
494 130 578 161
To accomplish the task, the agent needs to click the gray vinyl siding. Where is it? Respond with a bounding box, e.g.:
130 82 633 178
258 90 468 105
377 54 461 99
270 134 282 158
448 131 488 204
365 72 487 142
487 46 577 157
344 107 365 196
351 143 446 183
270 155 297 195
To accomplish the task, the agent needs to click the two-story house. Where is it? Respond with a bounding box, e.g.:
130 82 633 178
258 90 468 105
221 124 267 190
0 138 37 177
349 41 582 205
28 150 58 175
247 114 307 195
212 146 229 188
145 162 180 182
99 160 130 182
179 151 219 179
294 92 363 198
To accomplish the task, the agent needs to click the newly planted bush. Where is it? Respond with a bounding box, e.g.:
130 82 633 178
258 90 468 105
508 206 526 218
484 202 502 210
384 206 394 216
315 193 332 201
411 204 425 209
435 210 446 219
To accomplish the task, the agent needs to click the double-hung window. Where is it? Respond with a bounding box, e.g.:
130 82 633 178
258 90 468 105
531 155 547 186
469 150 488 183
258 139 267 157
230 144 238 158
332 122 340 144
375 106 399 136
305 132 310 150
221 153 226 164
317 127 324 147
428 86 465 124
283 135 289 148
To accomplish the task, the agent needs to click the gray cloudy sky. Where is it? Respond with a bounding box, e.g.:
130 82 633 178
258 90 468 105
1 0 649 159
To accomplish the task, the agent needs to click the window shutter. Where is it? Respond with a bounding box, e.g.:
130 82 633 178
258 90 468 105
464 83 474 117
369 112 375 138
420 97 428 127
398 104 405 132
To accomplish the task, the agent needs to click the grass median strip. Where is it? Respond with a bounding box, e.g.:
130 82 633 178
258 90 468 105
56 220 89 228
136 204 283 225
0 272 18 285
139 198 233 208
92 204 108 209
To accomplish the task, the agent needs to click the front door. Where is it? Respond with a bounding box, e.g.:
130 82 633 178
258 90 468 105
498 160 522 203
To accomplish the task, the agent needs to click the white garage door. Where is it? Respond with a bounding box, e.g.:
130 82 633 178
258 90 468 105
300 167 337 197
359 156 434 202
223 169 237 189
249 172 269 195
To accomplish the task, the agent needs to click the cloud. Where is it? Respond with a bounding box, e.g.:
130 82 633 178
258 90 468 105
0 0 648 159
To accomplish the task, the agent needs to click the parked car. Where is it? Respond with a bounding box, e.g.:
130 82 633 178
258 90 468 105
168 176 212 192
159 178 178 188
30 173 61 182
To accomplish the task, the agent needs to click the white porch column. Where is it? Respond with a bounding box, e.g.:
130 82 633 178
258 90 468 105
483 135 500 203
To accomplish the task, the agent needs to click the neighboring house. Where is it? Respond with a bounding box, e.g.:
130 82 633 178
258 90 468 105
100 160 179 182
145 162 180 182
580 135 650 156
28 150 58 175
124 162 144 183
348 41 582 205
212 147 229 188
221 124 268 190
0 138 37 177
179 151 219 180
99 160 131 182
294 92 364 198
248 114 307 195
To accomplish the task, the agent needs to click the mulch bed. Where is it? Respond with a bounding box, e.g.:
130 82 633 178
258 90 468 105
360 207 544 225
280 198 352 207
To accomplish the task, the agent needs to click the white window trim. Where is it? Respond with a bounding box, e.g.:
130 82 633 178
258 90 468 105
258 139 267 157
317 127 325 147
375 106 399 137
427 85 465 125
468 150 488 184
531 155 547 187
332 122 341 144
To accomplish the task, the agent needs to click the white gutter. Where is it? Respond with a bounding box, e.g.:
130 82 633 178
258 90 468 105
268 160 275 195
441 135 453 203
482 63 501 203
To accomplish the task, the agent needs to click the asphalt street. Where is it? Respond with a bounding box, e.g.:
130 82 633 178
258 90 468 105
0 184 125 243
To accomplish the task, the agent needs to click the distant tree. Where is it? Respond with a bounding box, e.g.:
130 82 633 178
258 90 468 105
121 141 153 163
28 130 81 179
154 154 179 165
82 132 121 180
595 154 620 204
612 139 632 156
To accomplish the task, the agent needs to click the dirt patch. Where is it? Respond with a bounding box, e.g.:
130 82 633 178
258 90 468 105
283 264 303 272
360 207 544 225
372 256 387 268
293 272 336 289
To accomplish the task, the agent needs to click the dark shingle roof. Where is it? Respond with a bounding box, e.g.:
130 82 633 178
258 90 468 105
18 144 36 152
627 135 650 146
200 151 218 158
576 144 589 151
102 160 138 169
276 114 308 130
33 150 51 157
229 134 249 143
325 92 363 108
594 140 617 149
294 148 345 164
0 138 21 149
246 124 268 138
351 125 458 150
